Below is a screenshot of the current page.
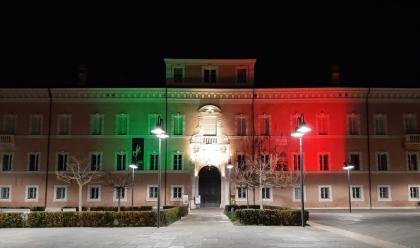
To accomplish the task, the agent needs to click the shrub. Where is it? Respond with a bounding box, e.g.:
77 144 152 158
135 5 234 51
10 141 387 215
87 206 153 211
25 205 188 227
263 205 290 211
224 204 260 213
163 206 175 209
30 207 46 212
235 209 309 226
0 213 24 228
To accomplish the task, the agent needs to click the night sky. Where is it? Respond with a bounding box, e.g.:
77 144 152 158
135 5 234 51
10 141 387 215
1 2 419 88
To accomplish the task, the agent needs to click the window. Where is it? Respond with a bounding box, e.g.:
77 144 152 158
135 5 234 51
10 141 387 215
260 154 270 170
113 186 127 201
347 113 360 135
373 114 387 135
403 113 417 133
1 153 13 171
319 153 329 171
29 114 42 135
90 113 104 135
262 187 272 200
54 186 67 201
148 114 159 134
202 116 217 135
319 186 332 201
90 152 102 171
25 185 38 201
2 114 16 134
116 113 128 135
351 186 363 201
28 152 40 171
236 115 247 136
259 114 270 136
150 154 158 170
236 187 247 200
173 67 184 83
292 153 303 171
57 152 68 171
408 186 420 201
236 68 248 83
293 186 306 202
0 186 11 201
378 185 391 201
376 152 389 171
348 152 361 171
147 185 158 201
171 185 183 201
407 152 418 171
237 154 246 170
316 112 329 135
88 186 101 201
116 152 127 171
203 67 217 83
172 114 184 135
173 153 182 170
57 114 71 135
276 152 288 171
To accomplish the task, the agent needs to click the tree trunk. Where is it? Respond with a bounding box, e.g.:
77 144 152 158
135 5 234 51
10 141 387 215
117 187 121 212
246 187 249 207
78 184 83 212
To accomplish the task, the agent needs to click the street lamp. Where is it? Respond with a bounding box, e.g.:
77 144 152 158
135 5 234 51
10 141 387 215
291 113 311 227
343 162 355 213
152 116 168 228
129 163 138 207
227 159 234 205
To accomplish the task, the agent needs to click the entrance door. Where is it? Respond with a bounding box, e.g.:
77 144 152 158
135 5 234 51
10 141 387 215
198 165 221 208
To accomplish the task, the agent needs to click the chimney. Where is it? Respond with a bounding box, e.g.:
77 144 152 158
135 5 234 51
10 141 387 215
78 64 88 86
330 65 340 85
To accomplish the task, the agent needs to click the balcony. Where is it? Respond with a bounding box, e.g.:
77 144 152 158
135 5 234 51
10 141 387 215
0 135 14 147
405 134 420 150
190 134 230 166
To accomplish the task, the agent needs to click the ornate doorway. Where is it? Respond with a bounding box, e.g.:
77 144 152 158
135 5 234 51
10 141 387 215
198 165 221 208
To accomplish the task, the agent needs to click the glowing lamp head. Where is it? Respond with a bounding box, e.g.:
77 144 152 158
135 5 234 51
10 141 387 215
129 164 138 169
343 165 355 170
297 125 311 134
291 131 304 138
152 116 166 135
227 164 234 170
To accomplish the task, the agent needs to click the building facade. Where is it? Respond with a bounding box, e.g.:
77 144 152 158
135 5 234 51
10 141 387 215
1 59 420 209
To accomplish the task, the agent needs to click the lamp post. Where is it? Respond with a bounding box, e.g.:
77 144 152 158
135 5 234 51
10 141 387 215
291 113 311 227
343 162 355 213
129 164 138 207
151 116 168 228
227 159 233 205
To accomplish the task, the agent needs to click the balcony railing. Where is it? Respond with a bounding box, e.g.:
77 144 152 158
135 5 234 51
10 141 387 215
405 134 420 144
0 135 14 146
191 135 229 145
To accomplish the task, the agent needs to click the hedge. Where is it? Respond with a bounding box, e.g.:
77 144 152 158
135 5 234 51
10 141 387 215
235 209 309 226
0 213 24 228
0 207 45 211
1 205 188 228
224 204 260 213
62 206 153 211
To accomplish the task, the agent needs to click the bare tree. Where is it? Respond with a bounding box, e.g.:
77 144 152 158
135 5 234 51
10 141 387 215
233 137 299 209
102 171 131 212
56 156 103 212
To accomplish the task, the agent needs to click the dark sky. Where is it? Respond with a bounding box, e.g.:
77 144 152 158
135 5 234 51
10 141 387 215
1 2 419 88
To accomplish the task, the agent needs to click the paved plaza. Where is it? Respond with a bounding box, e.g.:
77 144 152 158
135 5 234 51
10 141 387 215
0 208 419 248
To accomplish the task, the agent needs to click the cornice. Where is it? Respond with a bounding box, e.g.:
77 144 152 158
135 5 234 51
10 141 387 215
1 87 420 101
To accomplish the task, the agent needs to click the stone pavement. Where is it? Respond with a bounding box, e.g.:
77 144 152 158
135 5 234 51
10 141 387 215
310 209 420 248
0 208 376 248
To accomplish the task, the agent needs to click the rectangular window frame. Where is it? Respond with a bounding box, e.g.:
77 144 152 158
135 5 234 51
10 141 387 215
115 113 129 135
56 152 69 171
377 185 392 201
29 114 43 135
202 66 218 83
172 66 185 83
90 113 104 135
319 185 332 202
170 185 184 201
171 113 185 136
408 185 420 201
53 185 68 202
115 152 127 171
113 186 127 202
407 152 419 171
172 152 183 171
27 152 41 171
347 113 361 135
87 185 101 202
89 152 102 171
292 186 307 202
2 114 17 134
147 185 158 201
236 186 247 201
57 114 71 135
1 152 13 171
25 185 39 202
316 113 330 135
376 152 389 171
318 152 330 171
348 152 362 171
403 113 417 134
0 185 12 202
350 185 364 201
235 66 248 84
261 186 273 201
373 114 387 135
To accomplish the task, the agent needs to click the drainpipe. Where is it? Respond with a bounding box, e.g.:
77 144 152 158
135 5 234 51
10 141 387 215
366 88 372 209
44 88 53 208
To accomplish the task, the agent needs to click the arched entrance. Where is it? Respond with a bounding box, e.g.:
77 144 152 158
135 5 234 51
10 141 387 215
198 165 221 208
